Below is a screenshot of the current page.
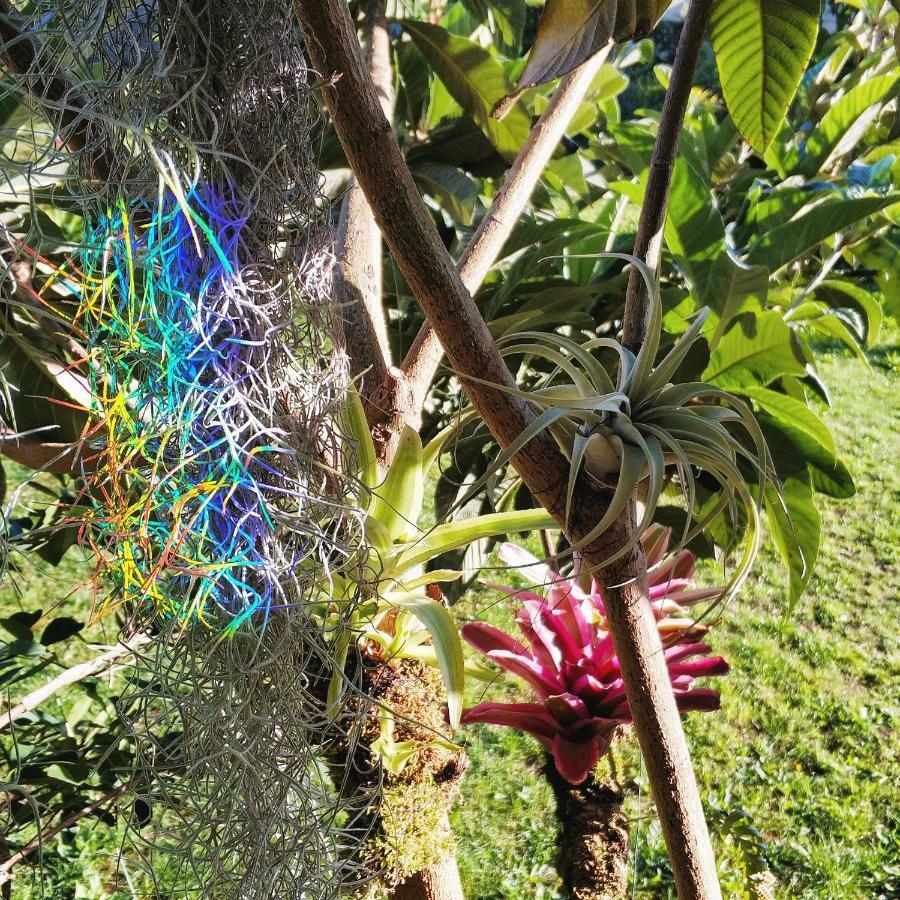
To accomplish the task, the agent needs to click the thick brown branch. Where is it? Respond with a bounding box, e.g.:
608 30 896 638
622 0 714 352
294 1 721 896
334 1 394 404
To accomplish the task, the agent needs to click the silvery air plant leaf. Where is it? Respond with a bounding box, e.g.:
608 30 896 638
459 525 728 784
456 255 785 606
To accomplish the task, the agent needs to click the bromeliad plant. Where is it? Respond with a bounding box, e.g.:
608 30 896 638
460 524 728 784
327 391 554 727
458 257 783 602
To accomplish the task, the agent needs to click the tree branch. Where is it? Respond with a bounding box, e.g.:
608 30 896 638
334 1 394 405
0 634 151 732
621 0 714 353
0 784 128 885
294 1 721 895
381 50 612 449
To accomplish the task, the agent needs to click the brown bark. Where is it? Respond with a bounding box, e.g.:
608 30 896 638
545 757 628 900
391 853 464 900
621 0 714 354
293 1 721 896
396 47 614 439
334 1 393 410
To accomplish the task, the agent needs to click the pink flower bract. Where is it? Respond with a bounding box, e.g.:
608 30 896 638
460 526 728 784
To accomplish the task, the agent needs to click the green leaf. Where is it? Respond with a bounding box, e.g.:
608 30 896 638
510 0 672 96
739 386 834 459
702 252 769 348
369 426 424 541
389 595 465 728
704 311 805 388
744 195 900 272
800 73 900 177
710 0 821 153
401 21 531 160
814 279 883 347
804 312 870 364
760 415 854 499
392 508 556 573
665 144 728 295
0 611 42 641
764 460 820 608
40 617 84 646
412 162 478 224
344 387 378 491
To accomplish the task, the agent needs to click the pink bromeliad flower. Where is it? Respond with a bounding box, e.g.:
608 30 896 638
460 525 728 784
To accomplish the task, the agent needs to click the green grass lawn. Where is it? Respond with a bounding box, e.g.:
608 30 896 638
1 346 897 898
453 346 900 899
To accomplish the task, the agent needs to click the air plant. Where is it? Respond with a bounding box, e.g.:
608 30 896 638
459 525 729 784
457 256 783 604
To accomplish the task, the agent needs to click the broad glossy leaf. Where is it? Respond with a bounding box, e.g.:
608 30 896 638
800 73 900 177
814 279 883 347
412 162 478 225
665 142 728 295
739 386 834 459
745 195 900 272
704 311 805 388
510 1 673 98
702 252 769 349
402 21 531 159
760 415 854 499
764 466 820 607
710 0 821 153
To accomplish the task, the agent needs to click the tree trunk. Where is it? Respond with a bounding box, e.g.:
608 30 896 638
390 834 464 900
545 758 628 900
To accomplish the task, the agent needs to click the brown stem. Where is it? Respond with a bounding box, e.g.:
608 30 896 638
372 50 611 462
334 1 394 407
544 755 628 900
621 0 714 353
293 1 721 896
0 2 109 180
1 635 151 732
391 851 464 900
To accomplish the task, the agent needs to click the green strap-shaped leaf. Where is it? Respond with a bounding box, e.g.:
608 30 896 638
391 508 556 573
402 20 531 159
369 425 424 541
710 0 821 154
343 386 379 491
389 594 466 728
